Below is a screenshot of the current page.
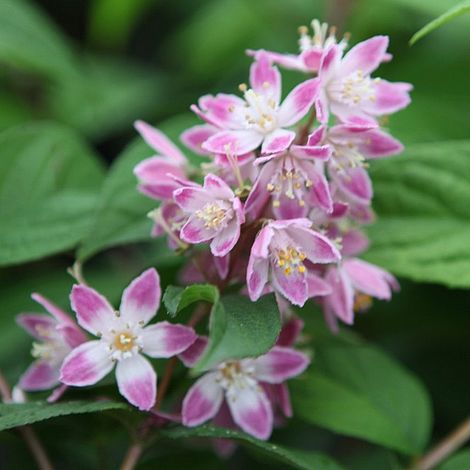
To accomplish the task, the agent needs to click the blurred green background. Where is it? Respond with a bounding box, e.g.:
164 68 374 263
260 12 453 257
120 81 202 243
0 0 469 468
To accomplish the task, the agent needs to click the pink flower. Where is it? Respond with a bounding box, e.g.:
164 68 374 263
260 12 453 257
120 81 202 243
247 219 341 306
60 269 196 410
315 36 412 124
309 123 403 205
173 174 245 257
247 19 349 74
182 345 310 440
323 259 399 331
244 142 332 219
192 53 320 155
16 294 86 392
133 120 191 200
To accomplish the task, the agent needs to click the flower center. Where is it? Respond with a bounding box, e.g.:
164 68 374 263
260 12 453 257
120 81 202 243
267 158 313 208
113 331 136 352
216 360 257 401
276 246 307 276
330 142 366 174
31 339 68 365
329 70 378 106
195 203 230 230
238 85 278 134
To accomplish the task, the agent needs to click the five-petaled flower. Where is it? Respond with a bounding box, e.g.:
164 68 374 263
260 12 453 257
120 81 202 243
182 344 309 440
17 294 86 393
174 174 245 257
60 268 197 410
315 36 411 124
193 53 320 156
247 218 341 306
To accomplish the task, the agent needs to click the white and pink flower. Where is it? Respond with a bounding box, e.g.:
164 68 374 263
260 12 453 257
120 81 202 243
173 174 245 257
247 219 341 306
60 269 196 410
192 53 320 155
182 344 309 440
245 141 332 219
323 259 399 330
315 36 412 124
16 294 86 393
133 120 192 200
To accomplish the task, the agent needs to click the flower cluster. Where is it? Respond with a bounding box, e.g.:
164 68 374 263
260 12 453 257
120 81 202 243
135 19 407 327
15 19 409 444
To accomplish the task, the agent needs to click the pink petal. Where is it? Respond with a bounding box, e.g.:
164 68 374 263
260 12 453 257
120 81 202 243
250 225 274 258
210 220 240 257
212 402 238 457
341 36 389 76
308 272 332 298
298 161 333 213
173 186 212 212
307 126 327 146
120 268 161 326
277 78 320 127
300 48 323 71
31 293 73 325
271 264 309 307
325 268 354 324
214 253 230 279
178 336 208 367
182 372 224 427
344 259 398 299
134 120 186 164
273 383 293 418
319 45 341 78
19 361 59 391
367 80 412 115
70 285 114 336
290 144 331 161
227 386 273 440
253 346 310 383
286 225 341 264
358 129 403 158
203 173 234 200
261 129 295 154
342 229 369 257
249 52 281 104
247 257 270 302
60 341 114 386
58 324 87 348
244 161 275 218
315 91 329 124
333 167 373 205
180 215 214 244
202 130 263 156
141 321 196 358
198 93 245 129
247 49 306 72
180 124 217 155
16 314 56 341
116 354 156 410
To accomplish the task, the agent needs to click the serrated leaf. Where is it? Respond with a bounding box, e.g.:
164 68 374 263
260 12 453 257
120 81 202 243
410 1 470 45
0 122 104 266
366 140 470 288
194 294 281 372
161 425 345 470
0 401 129 431
292 339 432 454
163 284 219 317
77 114 200 261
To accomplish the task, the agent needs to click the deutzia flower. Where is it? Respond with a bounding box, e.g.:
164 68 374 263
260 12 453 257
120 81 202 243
60 269 196 410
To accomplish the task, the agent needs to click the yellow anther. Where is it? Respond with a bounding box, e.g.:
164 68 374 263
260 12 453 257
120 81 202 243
298 266 306 273
239 83 247 92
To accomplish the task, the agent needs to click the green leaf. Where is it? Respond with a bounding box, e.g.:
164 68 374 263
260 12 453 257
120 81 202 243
366 140 470 288
292 339 432 454
438 449 470 470
194 294 281 372
0 122 105 266
0 401 128 431
48 57 166 139
410 1 470 45
163 284 219 317
161 425 345 470
0 0 77 78
77 114 200 261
